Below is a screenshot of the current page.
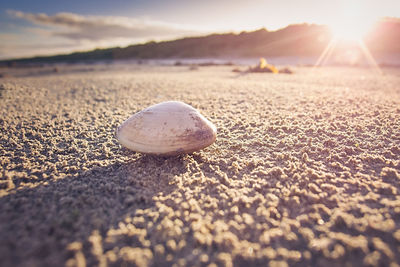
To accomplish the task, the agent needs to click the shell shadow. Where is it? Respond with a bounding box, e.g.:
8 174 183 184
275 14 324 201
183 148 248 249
0 155 188 266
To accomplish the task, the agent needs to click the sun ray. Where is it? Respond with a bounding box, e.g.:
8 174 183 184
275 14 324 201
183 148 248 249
314 39 337 68
357 40 382 75
314 32 382 74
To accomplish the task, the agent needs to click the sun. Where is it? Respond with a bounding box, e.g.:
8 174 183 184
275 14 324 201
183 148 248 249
313 0 382 73
315 13 381 73
329 18 375 42
326 0 378 42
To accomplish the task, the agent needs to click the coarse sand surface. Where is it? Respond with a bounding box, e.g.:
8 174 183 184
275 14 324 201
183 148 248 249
0 65 400 267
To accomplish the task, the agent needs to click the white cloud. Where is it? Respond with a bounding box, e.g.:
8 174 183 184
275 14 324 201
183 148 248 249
1 10 208 59
7 10 204 41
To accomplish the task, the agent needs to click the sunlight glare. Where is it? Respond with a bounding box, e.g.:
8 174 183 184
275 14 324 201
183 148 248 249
314 0 382 73
327 0 377 42
329 18 375 42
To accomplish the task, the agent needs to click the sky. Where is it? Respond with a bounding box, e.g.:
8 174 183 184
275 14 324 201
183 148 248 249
0 0 399 59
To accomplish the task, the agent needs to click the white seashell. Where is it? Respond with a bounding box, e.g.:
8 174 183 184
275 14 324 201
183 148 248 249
116 101 217 156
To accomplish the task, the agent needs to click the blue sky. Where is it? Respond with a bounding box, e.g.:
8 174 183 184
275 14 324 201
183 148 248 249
1 0 399 59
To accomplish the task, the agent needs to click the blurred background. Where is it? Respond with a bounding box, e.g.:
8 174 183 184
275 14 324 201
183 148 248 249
0 0 399 66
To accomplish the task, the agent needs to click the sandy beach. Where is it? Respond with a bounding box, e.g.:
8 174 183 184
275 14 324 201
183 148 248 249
0 64 400 266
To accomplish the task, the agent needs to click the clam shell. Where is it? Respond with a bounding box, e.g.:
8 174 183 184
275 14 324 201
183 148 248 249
116 101 217 156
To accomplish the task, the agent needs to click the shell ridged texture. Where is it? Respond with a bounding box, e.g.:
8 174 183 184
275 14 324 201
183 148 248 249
116 101 217 155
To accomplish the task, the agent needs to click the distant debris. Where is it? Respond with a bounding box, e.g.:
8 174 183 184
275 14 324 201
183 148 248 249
199 61 234 67
248 58 279 73
235 58 294 74
278 67 294 74
0 73 12 78
174 61 234 67
232 67 242 73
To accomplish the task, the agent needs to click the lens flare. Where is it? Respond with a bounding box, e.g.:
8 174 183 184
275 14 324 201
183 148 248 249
329 19 374 42
315 11 381 73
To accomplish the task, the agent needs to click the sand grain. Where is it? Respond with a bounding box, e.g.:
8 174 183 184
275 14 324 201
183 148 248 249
0 65 400 266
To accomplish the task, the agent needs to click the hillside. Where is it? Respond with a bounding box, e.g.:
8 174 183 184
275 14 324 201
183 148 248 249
1 19 400 65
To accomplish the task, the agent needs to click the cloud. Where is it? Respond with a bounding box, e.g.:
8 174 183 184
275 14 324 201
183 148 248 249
7 10 204 41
